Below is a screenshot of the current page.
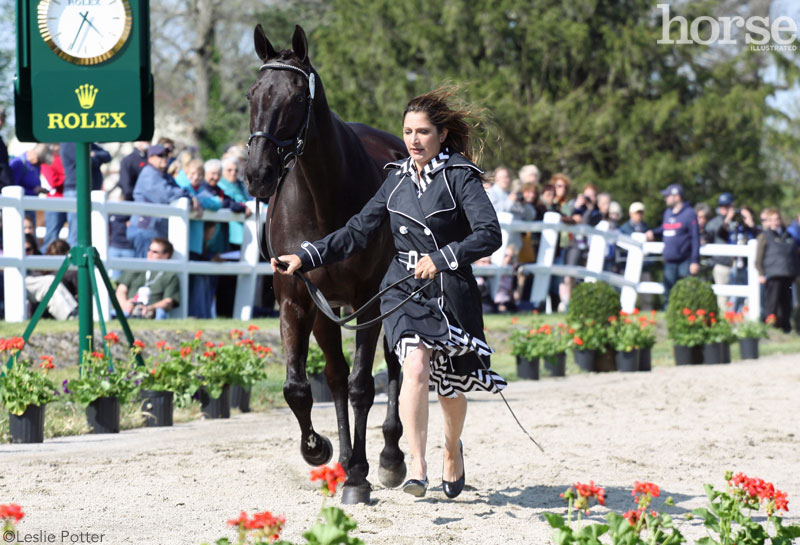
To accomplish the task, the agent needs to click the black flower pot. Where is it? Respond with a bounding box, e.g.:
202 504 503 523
573 349 596 372
230 384 252 413
721 342 731 364
309 373 333 402
639 346 652 372
615 349 639 372
9 404 46 443
595 350 617 372
543 353 566 377
200 385 231 419
86 396 121 434
702 343 726 365
739 337 759 360
515 356 539 380
674 344 703 366
140 390 174 427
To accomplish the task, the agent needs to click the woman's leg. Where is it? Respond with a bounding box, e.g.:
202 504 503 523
399 346 432 480
439 393 467 481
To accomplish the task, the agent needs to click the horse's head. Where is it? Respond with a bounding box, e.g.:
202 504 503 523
245 24 316 199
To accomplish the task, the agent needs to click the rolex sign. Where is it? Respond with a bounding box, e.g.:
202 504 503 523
14 0 153 143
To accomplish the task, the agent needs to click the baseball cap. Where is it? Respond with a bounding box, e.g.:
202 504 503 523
660 184 684 197
147 144 167 157
717 192 734 206
629 201 645 214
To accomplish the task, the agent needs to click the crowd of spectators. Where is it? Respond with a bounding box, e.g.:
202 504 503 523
477 163 800 333
0 131 273 321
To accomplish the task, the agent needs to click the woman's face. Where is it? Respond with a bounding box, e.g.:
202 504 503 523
187 167 204 189
206 168 221 186
403 111 446 170
554 179 568 199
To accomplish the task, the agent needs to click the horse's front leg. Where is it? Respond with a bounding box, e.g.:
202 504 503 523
378 334 406 488
311 311 353 469
280 295 332 466
326 317 379 504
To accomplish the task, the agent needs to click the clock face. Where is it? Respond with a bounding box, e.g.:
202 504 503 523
38 0 133 65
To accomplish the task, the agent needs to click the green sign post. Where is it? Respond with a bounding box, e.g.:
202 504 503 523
12 0 153 364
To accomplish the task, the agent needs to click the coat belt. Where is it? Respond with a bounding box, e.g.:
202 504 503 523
397 250 429 271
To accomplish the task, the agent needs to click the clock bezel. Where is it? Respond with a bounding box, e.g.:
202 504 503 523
37 0 133 66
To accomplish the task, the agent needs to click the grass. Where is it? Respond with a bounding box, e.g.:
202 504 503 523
2 312 798 441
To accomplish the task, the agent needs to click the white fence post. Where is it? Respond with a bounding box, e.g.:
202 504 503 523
233 202 259 320
619 232 646 313
746 239 760 321
530 212 561 304
168 198 191 319
584 220 609 282
90 190 110 321
1 186 27 321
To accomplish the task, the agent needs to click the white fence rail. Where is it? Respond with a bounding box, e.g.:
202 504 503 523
1 190 760 322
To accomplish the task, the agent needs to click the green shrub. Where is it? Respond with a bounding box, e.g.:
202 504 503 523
566 281 621 324
666 277 718 334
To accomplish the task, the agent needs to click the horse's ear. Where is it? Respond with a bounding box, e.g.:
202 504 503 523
291 25 308 63
254 24 277 62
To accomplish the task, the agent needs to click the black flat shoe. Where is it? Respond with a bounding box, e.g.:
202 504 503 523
443 441 465 499
402 476 429 497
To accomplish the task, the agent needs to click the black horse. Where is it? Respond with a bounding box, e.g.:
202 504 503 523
244 24 408 504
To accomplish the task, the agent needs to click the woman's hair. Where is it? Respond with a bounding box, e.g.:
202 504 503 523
403 86 486 162
45 239 70 256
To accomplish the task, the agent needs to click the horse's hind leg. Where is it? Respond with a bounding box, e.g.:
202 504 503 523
378 334 406 488
281 299 332 467
311 312 353 469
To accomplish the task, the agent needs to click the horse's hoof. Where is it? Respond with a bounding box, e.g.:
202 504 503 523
341 483 372 505
302 434 333 466
378 461 407 489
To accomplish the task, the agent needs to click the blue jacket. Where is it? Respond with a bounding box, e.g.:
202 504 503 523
652 202 700 264
130 164 191 236
60 142 111 191
9 154 42 196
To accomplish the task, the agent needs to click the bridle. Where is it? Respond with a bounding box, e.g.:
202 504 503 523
248 61 434 331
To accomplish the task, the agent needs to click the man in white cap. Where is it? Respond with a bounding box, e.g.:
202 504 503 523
619 202 649 235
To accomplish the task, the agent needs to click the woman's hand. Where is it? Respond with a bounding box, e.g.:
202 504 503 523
271 255 302 275
415 255 438 279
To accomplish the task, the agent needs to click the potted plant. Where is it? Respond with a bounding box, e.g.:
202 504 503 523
511 328 539 380
666 277 718 366
703 314 735 364
633 310 657 371
196 342 236 419
306 343 332 401
140 340 200 426
569 320 607 372
224 326 272 413
529 323 571 377
0 338 58 443
67 334 144 433
667 308 707 365
566 282 621 372
732 311 769 360
609 312 640 372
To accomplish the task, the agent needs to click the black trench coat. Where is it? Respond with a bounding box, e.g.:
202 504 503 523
295 152 502 375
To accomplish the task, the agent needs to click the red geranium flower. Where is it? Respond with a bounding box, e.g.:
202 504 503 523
155 340 167 350
574 336 584 346
39 355 55 369
682 307 692 316
194 330 203 339
133 339 146 349
0 503 25 522
104 332 119 344
180 346 192 358
247 324 260 332
310 462 347 496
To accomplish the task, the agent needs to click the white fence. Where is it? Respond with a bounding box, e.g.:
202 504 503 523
0 190 760 322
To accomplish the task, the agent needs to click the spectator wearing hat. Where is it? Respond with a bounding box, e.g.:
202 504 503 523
756 208 798 333
646 184 700 308
619 202 649 235
705 193 736 310
126 145 198 258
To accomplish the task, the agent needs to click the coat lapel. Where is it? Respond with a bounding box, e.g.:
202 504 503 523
386 172 428 226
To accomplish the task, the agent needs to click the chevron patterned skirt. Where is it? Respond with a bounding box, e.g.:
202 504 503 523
394 325 508 398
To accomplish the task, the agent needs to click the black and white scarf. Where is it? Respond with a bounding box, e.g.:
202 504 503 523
401 148 451 196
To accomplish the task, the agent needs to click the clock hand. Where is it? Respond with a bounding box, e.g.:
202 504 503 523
69 13 89 51
80 11 104 38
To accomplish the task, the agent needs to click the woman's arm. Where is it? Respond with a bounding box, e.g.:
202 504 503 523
430 169 502 273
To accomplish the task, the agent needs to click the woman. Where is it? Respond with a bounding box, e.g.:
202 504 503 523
273 89 506 499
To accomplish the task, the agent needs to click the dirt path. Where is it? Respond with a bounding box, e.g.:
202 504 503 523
1 354 798 545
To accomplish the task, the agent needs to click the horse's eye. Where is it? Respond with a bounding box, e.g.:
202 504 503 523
295 95 304 104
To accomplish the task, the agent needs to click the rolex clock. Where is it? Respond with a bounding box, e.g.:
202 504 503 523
38 0 133 66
